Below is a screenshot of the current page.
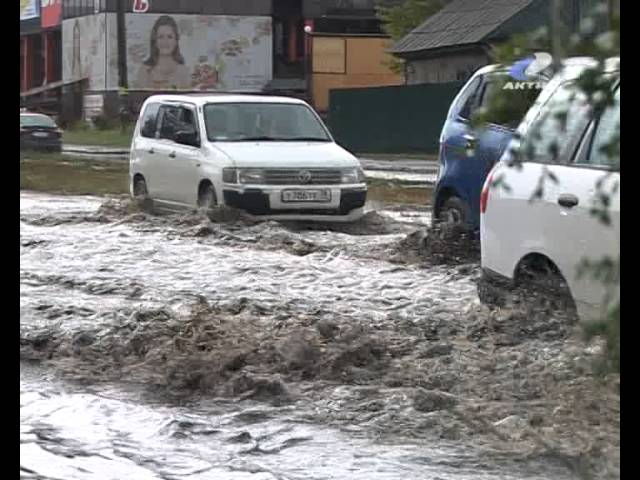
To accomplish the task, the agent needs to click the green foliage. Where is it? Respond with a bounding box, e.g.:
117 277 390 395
376 0 449 41
376 0 451 73
583 300 619 375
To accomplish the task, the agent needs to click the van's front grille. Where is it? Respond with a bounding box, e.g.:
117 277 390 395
263 169 343 185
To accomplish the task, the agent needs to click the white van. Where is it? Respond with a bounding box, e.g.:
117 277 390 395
129 94 367 222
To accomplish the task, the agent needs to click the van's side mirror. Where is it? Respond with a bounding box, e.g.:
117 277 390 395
175 127 199 147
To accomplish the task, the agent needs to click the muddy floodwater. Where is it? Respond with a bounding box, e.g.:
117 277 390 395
21 192 619 479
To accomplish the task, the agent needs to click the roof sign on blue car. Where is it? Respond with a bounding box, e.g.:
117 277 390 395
503 52 552 90
509 52 553 81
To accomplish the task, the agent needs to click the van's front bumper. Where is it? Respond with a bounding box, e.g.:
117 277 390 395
222 184 367 221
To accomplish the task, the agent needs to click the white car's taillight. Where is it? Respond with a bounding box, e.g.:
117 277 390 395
480 171 495 214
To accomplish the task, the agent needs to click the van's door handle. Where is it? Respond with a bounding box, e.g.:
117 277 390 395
148 148 155 154
169 151 176 158
558 193 579 208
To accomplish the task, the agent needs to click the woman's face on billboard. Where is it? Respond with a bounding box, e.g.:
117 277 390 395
156 25 177 56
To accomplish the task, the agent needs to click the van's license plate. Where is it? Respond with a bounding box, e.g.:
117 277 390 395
281 189 331 203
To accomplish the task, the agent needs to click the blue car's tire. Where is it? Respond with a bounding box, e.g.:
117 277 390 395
439 196 469 226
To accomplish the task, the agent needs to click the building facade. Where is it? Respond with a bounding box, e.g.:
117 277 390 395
20 1 63 101
23 0 402 119
393 0 620 85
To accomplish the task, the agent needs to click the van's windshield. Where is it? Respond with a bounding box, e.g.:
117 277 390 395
203 102 332 142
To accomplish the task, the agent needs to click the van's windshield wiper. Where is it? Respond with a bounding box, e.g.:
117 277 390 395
278 136 331 142
230 135 331 142
235 135 280 141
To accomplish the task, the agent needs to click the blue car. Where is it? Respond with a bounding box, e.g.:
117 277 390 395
432 63 546 230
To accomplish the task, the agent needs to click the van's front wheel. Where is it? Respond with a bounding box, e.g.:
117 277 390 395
197 183 217 216
133 176 148 198
133 176 154 212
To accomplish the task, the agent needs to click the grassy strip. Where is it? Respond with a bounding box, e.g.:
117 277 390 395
20 152 431 205
367 184 431 206
63 127 134 148
20 153 129 195
357 152 439 162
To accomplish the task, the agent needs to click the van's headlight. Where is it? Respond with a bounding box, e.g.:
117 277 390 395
222 168 238 183
238 169 265 184
341 167 365 184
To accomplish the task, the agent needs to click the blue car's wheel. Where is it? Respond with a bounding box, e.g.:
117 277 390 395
439 196 469 226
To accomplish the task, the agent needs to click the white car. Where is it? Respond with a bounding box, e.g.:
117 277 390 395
479 57 620 324
129 94 367 222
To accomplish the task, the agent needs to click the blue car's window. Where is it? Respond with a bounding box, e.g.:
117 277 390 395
453 76 482 120
473 74 544 129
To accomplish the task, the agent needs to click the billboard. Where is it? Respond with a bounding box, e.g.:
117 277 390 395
20 0 40 20
63 13 272 93
124 14 272 91
62 14 107 90
41 0 62 28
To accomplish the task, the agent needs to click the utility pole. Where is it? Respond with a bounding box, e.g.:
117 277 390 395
116 0 128 128
608 0 618 29
116 0 128 88
550 0 564 70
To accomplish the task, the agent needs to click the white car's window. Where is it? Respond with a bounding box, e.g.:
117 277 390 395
521 81 591 164
202 103 331 142
140 103 161 138
585 88 620 168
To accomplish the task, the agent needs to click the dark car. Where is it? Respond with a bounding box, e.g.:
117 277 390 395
433 63 546 231
20 112 63 152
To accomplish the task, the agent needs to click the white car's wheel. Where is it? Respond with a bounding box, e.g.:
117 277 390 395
133 176 148 198
515 260 577 320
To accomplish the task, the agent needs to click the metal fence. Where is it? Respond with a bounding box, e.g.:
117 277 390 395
327 81 464 154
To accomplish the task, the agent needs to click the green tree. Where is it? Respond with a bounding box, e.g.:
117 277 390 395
376 0 451 73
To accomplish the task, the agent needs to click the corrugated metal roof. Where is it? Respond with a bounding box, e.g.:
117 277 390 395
392 0 539 55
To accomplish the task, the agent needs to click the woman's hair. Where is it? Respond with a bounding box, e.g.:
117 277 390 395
143 15 185 67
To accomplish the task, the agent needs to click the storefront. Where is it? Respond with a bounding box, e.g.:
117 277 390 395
21 0 63 115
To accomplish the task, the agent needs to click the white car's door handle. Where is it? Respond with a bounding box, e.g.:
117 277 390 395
168 151 176 158
148 148 155 154
558 194 579 208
